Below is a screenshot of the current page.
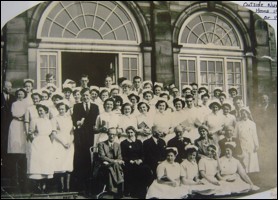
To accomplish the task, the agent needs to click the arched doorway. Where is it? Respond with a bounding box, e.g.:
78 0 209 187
34 1 144 88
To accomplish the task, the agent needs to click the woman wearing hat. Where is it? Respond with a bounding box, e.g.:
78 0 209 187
72 88 81 105
41 89 52 107
7 88 29 189
204 101 225 143
49 93 64 118
198 93 211 123
25 91 43 135
27 102 54 193
94 98 120 145
89 86 102 111
183 94 201 143
235 108 260 173
222 103 236 128
112 95 123 116
51 101 74 192
153 100 173 143
146 147 189 199
153 82 164 98
198 145 231 195
62 85 74 110
171 98 186 127
142 89 157 115
219 143 260 193
23 79 35 106
212 87 222 100
118 102 138 143
120 126 152 198
228 87 238 100
128 92 140 116
136 102 154 142
194 125 216 161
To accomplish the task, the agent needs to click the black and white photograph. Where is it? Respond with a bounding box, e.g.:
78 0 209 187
1 1 277 199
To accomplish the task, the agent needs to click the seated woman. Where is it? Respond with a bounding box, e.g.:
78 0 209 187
198 144 231 196
194 125 216 161
219 143 259 194
120 126 152 198
181 145 214 195
146 148 189 199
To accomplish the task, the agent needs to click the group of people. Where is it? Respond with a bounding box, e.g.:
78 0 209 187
1 72 272 198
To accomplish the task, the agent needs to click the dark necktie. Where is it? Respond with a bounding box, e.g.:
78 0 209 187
86 103 89 114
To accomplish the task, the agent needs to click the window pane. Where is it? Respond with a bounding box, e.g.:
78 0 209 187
123 70 129 79
123 58 129 70
188 60 195 71
180 60 187 71
216 61 222 72
131 70 137 79
49 68 56 77
208 61 214 72
201 73 207 83
235 74 241 84
216 73 223 83
189 72 195 83
200 61 206 71
181 73 187 82
40 55 48 68
235 62 241 73
131 58 137 70
49 55 56 68
227 62 233 73
208 73 215 83
41 68 48 80
237 86 242 95
227 74 234 84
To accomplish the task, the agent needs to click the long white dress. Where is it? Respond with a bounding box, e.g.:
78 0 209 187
204 112 225 143
28 117 54 179
136 112 154 142
118 114 137 142
180 159 215 195
235 119 260 173
94 111 120 145
146 160 189 199
219 156 251 193
182 107 200 143
52 115 74 173
198 157 231 195
153 111 174 143
7 100 29 154
25 105 40 175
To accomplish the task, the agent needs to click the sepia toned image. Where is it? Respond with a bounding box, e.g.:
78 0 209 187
1 1 277 199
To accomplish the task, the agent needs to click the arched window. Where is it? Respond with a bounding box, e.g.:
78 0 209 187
180 13 241 48
38 1 140 43
36 1 143 88
178 12 246 99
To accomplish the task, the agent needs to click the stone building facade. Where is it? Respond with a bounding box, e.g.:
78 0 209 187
1 1 277 107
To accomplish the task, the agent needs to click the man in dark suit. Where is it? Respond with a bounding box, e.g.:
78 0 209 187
167 125 191 163
1 81 16 172
72 88 99 194
218 125 242 159
143 126 166 183
98 128 124 197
